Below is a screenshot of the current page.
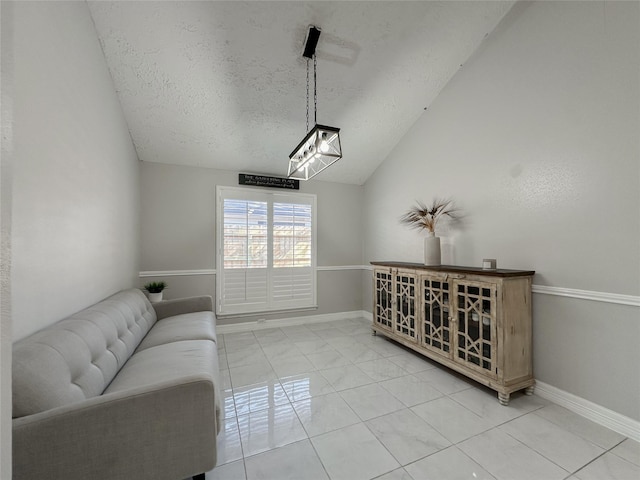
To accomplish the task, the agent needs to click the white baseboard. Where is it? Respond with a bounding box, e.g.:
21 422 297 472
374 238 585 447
535 381 640 442
217 310 370 334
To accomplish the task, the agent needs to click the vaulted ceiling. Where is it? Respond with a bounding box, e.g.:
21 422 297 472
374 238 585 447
88 1 514 185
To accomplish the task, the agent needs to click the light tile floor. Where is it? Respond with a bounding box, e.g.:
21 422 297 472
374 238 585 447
207 318 640 480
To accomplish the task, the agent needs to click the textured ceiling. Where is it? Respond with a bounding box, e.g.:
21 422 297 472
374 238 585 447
88 1 514 185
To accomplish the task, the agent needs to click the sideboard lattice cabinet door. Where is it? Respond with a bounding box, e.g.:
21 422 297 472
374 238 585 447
373 268 393 331
454 280 497 378
371 262 535 405
394 270 418 341
421 275 451 358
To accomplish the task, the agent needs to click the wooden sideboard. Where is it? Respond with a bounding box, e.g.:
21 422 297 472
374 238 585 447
371 262 535 405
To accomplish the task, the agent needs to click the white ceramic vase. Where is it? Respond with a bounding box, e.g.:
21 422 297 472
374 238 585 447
149 292 163 303
424 231 441 266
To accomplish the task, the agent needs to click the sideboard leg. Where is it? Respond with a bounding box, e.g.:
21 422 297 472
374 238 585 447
524 385 535 396
371 329 377 336
193 474 205 480
498 392 510 406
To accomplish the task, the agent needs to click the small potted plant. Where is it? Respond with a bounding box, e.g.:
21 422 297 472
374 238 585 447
400 198 460 265
144 281 166 303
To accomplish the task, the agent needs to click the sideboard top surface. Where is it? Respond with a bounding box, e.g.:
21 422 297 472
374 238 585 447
370 262 535 278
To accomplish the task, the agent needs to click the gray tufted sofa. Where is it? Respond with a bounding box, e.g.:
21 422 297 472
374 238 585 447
12 288 220 480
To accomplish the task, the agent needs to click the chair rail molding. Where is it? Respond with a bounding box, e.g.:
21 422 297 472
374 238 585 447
532 285 640 307
317 265 364 271
138 267 640 307
139 269 216 277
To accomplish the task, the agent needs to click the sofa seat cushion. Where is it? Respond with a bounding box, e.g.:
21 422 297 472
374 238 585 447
104 340 221 427
135 311 217 352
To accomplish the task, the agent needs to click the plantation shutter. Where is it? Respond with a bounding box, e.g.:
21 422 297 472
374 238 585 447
272 199 314 309
217 187 317 316
220 195 269 313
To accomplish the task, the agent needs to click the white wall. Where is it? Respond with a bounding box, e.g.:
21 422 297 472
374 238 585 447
11 0 140 340
363 1 639 420
140 163 364 324
0 1 13 476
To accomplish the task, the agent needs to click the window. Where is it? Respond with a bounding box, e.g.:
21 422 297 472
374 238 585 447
216 186 317 315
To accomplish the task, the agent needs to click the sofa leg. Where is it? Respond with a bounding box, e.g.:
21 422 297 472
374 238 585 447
193 474 205 480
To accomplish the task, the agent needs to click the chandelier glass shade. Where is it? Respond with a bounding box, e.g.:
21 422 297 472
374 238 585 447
287 124 341 180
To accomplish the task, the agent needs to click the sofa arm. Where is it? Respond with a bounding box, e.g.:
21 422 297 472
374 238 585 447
153 295 213 320
13 376 217 480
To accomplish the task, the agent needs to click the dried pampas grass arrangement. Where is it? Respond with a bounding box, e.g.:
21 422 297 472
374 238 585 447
400 198 460 234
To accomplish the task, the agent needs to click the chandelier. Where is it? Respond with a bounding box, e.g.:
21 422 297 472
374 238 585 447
287 26 342 181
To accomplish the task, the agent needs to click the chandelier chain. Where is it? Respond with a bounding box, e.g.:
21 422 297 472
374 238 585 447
306 58 310 133
314 54 318 125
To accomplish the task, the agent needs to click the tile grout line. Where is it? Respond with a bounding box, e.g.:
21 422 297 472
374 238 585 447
226 332 250 480
570 437 638 477
218 322 635 480
529 407 629 452
239 324 403 479
247 324 353 480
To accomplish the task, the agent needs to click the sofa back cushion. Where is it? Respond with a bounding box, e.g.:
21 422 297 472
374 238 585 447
12 289 157 418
